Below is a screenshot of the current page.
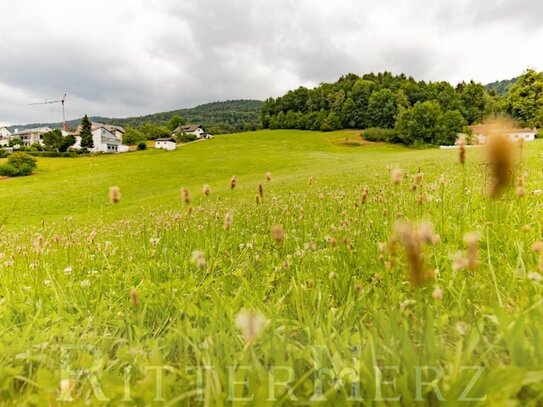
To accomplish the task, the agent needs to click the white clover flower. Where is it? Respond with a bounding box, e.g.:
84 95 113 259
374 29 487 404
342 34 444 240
235 310 268 343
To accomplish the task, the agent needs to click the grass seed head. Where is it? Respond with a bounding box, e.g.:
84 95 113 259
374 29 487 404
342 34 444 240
271 224 284 243
109 186 121 204
258 183 264 198
457 134 467 165
202 184 211 196
224 210 234 230
181 187 190 204
485 122 516 198
230 175 237 189
393 220 436 287
130 288 139 306
391 168 403 185
265 172 272 181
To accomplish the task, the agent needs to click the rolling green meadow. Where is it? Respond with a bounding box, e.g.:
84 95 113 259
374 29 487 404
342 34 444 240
2 129 543 405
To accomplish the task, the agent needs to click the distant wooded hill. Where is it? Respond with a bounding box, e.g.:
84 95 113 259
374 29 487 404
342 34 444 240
485 77 517 95
9 99 263 134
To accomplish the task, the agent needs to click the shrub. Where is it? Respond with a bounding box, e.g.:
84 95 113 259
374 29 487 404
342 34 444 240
8 152 37 169
0 153 38 176
536 130 543 139
0 149 8 158
361 128 400 143
137 141 147 150
0 164 18 176
177 133 198 143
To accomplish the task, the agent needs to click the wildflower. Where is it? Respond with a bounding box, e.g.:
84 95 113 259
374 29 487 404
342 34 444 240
391 168 403 185
59 378 71 400
265 172 272 182
455 321 470 336
202 184 211 196
517 186 526 197
230 175 237 189
149 237 160 246
63 266 72 276
271 224 284 243
258 183 264 198
224 210 234 230
181 187 190 204
235 310 268 343
432 286 443 300
80 280 90 288
109 186 121 204
308 176 313 186
255 194 260 205
521 225 531 233
353 282 363 293
532 241 543 253
44 279 52 286
528 272 543 282
329 271 338 279
130 288 139 306
191 250 206 268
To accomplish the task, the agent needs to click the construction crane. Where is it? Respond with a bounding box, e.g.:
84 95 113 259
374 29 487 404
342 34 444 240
29 93 68 131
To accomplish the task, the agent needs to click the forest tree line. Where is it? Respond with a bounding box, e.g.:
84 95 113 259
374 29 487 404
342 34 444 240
260 70 543 145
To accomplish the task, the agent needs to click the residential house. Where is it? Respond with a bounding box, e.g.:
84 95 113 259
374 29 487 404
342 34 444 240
155 138 177 150
469 124 537 144
74 122 128 153
0 126 11 146
15 127 53 146
90 126 124 153
172 124 206 138
91 122 125 139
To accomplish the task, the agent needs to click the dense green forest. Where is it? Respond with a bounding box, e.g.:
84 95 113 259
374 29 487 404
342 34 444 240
10 100 263 135
261 70 543 145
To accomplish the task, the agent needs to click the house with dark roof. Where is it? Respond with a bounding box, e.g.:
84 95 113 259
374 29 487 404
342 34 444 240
172 124 209 139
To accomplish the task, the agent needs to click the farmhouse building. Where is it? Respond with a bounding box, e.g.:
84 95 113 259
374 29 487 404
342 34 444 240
172 124 207 138
469 124 537 144
155 138 177 150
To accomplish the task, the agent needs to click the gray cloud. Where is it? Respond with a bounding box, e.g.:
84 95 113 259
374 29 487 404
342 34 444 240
0 0 542 125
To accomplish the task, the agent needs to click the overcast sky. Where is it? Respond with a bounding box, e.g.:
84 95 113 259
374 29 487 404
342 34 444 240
0 0 541 126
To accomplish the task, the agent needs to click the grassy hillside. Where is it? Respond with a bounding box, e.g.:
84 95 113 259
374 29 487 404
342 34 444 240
1 130 403 229
1 130 543 404
8 99 263 135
